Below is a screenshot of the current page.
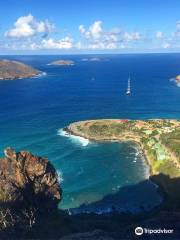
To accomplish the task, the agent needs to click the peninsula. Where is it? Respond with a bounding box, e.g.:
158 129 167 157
0 60 41 80
66 119 180 178
48 60 75 66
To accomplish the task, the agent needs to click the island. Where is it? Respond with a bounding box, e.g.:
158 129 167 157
48 60 75 66
81 57 101 62
0 59 41 80
66 119 180 177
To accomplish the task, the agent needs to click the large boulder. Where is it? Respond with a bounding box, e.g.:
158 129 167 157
0 148 61 210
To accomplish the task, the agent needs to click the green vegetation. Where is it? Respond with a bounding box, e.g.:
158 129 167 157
161 128 180 160
68 119 180 179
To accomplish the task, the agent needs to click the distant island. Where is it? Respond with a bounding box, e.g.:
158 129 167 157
81 57 101 62
0 60 41 80
66 119 180 178
48 60 75 66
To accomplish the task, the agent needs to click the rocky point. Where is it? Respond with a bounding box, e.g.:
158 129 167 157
0 148 61 210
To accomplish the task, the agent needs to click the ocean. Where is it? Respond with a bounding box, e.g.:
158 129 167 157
0 54 180 213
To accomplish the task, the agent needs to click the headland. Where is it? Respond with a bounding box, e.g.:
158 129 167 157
66 119 180 178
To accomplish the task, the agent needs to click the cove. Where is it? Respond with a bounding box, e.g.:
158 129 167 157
56 134 162 213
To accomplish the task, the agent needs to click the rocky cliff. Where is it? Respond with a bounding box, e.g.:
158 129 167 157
0 60 41 80
0 148 61 210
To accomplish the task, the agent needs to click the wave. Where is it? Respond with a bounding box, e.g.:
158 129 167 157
169 78 180 87
33 71 47 78
57 170 64 183
57 129 89 147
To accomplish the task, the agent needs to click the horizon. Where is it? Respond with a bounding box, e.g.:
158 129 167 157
1 52 180 56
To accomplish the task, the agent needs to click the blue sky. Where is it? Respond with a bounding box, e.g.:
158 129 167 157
1 0 180 54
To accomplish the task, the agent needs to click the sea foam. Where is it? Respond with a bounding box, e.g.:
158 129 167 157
58 129 89 147
170 78 180 87
57 170 64 183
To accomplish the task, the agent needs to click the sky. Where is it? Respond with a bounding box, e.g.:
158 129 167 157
1 0 180 54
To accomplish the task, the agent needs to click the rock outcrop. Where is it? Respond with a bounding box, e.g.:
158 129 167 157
0 60 41 80
0 148 61 210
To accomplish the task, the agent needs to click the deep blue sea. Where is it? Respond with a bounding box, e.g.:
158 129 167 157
0 54 180 213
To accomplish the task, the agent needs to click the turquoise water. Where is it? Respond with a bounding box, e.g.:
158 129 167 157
0 54 179 212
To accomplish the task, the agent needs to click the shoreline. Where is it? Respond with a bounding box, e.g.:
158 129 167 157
64 119 180 210
64 126 154 175
62 127 166 215
0 71 44 81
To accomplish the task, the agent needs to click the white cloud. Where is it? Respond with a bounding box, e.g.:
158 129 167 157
123 32 141 41
172 21 180 38
156 31 163 39
78 21 141 50
88 41 117 50
3 37 73 50
88 21 102 39
5 14 55 38
40 37 73 49
79 21 102 40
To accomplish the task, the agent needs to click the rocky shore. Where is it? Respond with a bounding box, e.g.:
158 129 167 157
0 147 180 239
0 147 61 209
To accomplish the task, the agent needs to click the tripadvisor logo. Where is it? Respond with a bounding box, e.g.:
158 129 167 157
135 227 143 236
135 226 174 236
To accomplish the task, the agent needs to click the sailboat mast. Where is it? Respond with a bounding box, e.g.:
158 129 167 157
126 74 131 95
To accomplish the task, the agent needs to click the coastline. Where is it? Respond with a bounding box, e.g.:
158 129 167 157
65 124 154 175
0 71 45 81
64 119 180 209
63 126 166 214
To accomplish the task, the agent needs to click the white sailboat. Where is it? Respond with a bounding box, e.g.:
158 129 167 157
126 76 131 95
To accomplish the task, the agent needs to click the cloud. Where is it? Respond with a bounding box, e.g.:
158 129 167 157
40 37 73 49
123 32 141 41
173 21 180 38
78 21 142 49
27 37 73 50
162 42 170 49
87 41 117 50
156 31 163 39
5 14 55 38
4 17 178 52
79 21 103 40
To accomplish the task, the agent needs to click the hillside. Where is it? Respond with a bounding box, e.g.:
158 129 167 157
0 60 41 80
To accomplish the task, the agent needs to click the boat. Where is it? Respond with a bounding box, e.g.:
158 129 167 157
126 75 131 95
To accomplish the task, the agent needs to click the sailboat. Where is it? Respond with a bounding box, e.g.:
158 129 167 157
126 75 131 95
